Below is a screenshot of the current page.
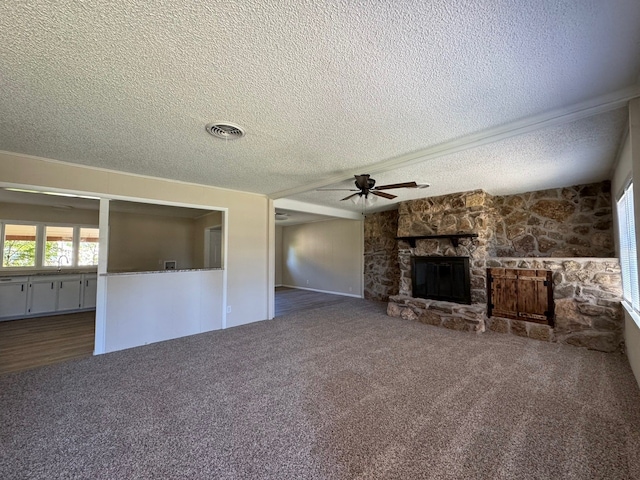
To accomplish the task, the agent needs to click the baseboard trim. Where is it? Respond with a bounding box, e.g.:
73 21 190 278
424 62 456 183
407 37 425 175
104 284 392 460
280 285 362 299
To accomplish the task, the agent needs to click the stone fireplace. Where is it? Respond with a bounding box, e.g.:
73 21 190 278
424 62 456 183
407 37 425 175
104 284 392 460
366 181 625 353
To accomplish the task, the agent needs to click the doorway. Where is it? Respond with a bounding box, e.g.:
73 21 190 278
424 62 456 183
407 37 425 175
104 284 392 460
204 225 223 268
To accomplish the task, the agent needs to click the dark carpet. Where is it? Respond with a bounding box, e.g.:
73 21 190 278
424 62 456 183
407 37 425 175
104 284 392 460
2 298 640 479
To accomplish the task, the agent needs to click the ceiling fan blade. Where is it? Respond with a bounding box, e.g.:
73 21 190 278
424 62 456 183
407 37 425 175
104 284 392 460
371 191 396 200
374 181 418 190
316 188 359 191
340 193 361 201
354 174 371 190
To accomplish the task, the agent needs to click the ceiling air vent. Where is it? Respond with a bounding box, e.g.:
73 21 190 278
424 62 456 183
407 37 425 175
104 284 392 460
205 122 245 140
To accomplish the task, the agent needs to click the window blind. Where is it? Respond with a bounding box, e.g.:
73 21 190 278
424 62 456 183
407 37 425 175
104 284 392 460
617 183 639 312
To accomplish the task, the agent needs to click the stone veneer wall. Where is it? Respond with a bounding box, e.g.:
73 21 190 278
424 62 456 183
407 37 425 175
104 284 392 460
364 210 399 301
486 258 623 351
383 181 623 352
492 182 613 257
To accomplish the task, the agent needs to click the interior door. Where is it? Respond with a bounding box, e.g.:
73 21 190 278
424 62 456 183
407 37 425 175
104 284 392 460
206 227 222 268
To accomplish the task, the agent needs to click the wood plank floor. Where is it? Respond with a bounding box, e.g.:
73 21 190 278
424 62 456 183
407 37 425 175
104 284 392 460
275 286 357 316
0 311 95 375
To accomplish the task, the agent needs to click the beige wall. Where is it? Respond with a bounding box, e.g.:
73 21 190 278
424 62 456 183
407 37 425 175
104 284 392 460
281 219 363 296
612 104 640 388
108 210 196 272
0 202 98 225
0 151 269 328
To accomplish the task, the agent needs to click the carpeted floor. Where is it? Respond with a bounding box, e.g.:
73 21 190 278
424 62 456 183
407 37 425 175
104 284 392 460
2 297 640 479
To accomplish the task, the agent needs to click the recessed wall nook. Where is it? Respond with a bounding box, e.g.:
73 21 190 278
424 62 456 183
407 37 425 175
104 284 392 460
365 181 623 352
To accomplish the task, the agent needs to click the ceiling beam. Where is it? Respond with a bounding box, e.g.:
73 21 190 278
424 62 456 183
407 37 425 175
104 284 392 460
269 84 640 200
273 198 363 220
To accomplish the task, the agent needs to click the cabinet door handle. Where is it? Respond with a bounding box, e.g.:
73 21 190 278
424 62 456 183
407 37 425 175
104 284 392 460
86 280 89 287
21 284 24 292
60 282 63 288
51 282 54 289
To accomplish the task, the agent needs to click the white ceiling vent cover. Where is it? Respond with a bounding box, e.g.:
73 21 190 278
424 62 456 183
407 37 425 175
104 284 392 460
205 122 245 140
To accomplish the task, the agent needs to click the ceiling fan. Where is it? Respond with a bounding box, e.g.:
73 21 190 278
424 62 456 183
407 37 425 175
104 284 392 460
318 174 427 203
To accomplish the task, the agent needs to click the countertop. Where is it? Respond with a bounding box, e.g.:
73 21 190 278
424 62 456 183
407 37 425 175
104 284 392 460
102 268 223 276
0 270 97 278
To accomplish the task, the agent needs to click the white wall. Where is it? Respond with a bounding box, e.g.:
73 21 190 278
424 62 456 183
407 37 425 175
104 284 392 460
105 270 223 352
611 100 640 388
0 152 270 341
281 219 363 297
275 225 283 286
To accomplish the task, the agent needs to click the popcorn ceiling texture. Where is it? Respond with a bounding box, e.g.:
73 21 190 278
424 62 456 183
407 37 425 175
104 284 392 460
0 1 639 206
287 108 628 209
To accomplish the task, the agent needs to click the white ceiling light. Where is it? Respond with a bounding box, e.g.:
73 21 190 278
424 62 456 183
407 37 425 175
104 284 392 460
205 122 245 140
350 193 378 207
275 212 289 220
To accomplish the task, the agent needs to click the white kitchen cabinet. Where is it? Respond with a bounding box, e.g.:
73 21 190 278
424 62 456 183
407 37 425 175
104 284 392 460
0 277 29 318
0 273 98 319
28 277 58 315
82 274 97 309
58 276 82 311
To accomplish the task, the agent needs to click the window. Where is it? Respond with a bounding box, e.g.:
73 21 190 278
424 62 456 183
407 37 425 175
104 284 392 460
44 226 74 267
0 222 99 269
79 228 99 266
3 224 37 267
617 182 639 314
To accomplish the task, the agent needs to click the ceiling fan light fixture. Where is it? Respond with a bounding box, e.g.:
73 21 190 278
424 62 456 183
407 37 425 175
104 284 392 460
350 193 378 207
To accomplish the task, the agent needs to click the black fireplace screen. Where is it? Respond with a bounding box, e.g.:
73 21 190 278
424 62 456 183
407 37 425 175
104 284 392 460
411 256 471 304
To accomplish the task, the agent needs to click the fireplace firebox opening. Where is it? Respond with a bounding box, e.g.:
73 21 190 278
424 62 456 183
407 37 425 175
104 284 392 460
411 256 471 304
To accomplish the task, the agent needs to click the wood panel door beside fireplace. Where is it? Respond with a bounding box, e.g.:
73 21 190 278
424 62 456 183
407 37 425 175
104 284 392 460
487 268 554 326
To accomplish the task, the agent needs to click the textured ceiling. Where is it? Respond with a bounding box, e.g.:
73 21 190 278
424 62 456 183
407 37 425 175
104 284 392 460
1 1 640 215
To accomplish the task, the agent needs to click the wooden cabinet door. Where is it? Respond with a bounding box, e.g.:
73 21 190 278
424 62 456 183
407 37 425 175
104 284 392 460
517 270 551 322
487 268 553 325
488 268 518 319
